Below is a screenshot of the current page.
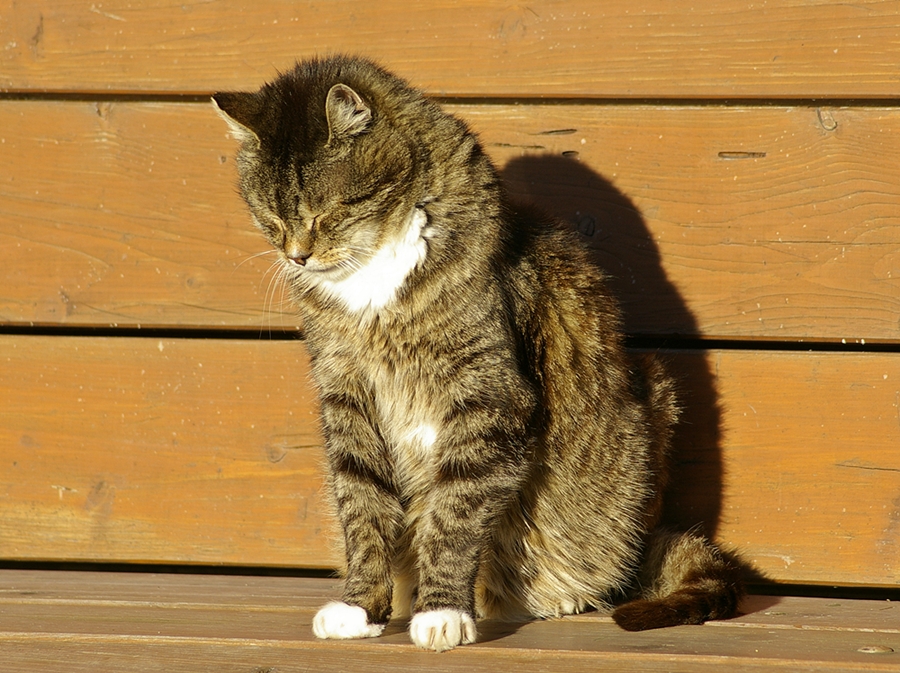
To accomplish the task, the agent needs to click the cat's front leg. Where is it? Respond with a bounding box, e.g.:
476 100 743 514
408 501 482 651
409 609 477 652
312 601 386 640
409 435 528 651
313 397 404 640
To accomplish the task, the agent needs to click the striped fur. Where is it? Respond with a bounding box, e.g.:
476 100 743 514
214 55 742 651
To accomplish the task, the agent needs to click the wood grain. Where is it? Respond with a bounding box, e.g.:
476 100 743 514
0 335 338 568
664 350 900 587
0 572 898 673
3 1 900 98
0 100 280 331
2 101 898 341
2 336 898 586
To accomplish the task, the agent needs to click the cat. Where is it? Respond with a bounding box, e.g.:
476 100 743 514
213 55 742 652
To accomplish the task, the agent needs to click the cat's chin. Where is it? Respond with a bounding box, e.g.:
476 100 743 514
312 211 428 314
281 257 337 276
282 259 360 294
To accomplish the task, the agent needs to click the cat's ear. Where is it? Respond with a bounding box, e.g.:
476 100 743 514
212 92 262 144
325 83 372 143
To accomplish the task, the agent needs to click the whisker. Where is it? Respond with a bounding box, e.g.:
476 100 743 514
231 248 277 276
259 260 282 338
340 258 365 273
343 245 375 256
334 250 368 272
278 265 293 324
260 259 297 337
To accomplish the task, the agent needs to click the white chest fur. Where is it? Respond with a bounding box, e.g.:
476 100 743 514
374 370 441 494
318 208 428 314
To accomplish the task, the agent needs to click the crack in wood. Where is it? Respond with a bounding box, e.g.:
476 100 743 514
718 151 767 160
835 459 900 473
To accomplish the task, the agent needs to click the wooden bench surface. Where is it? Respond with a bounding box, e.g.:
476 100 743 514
2 569 900 672
1 1 899 669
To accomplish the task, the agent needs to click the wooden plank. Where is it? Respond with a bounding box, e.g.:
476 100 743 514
0 570 343 608
3 1 900 98
2 101 899 341
663 350 900 587
0 335 339 568
0 572 899 673
6 634 898 673
2 336 899 585
0 100 280 331
2 570 896 634
478 105 900 342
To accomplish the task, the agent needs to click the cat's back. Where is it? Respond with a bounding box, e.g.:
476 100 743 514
498 202 631 393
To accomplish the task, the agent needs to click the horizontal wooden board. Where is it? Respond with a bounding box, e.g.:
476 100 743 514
2 336 898 586
0 335 337 568
480 105 900 342
3 1 900 98
0 100 282 331
2 571 897 633
1 572 899 673
2 101 899 341
663 350 900 587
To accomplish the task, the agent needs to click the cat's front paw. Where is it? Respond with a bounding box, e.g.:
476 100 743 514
409 609 476 652
312 601 386 640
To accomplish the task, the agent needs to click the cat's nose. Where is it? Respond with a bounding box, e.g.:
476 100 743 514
286 249 312 266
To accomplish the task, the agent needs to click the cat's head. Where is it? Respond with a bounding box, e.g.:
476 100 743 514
213 57 430 296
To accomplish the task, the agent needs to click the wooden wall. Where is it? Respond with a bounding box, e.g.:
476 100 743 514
1 1 898 588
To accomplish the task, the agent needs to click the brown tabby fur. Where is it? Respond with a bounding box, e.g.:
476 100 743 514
213 55 742 650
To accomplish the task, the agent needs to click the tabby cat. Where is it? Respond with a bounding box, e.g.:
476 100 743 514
213 55 742 652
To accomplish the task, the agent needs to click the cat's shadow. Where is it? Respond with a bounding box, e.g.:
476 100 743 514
500 155 725 540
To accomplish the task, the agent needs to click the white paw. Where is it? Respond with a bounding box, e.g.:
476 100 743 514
312 601 385 640
409 609 476 652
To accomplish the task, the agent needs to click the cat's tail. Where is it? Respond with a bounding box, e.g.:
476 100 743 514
611 528 744 631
